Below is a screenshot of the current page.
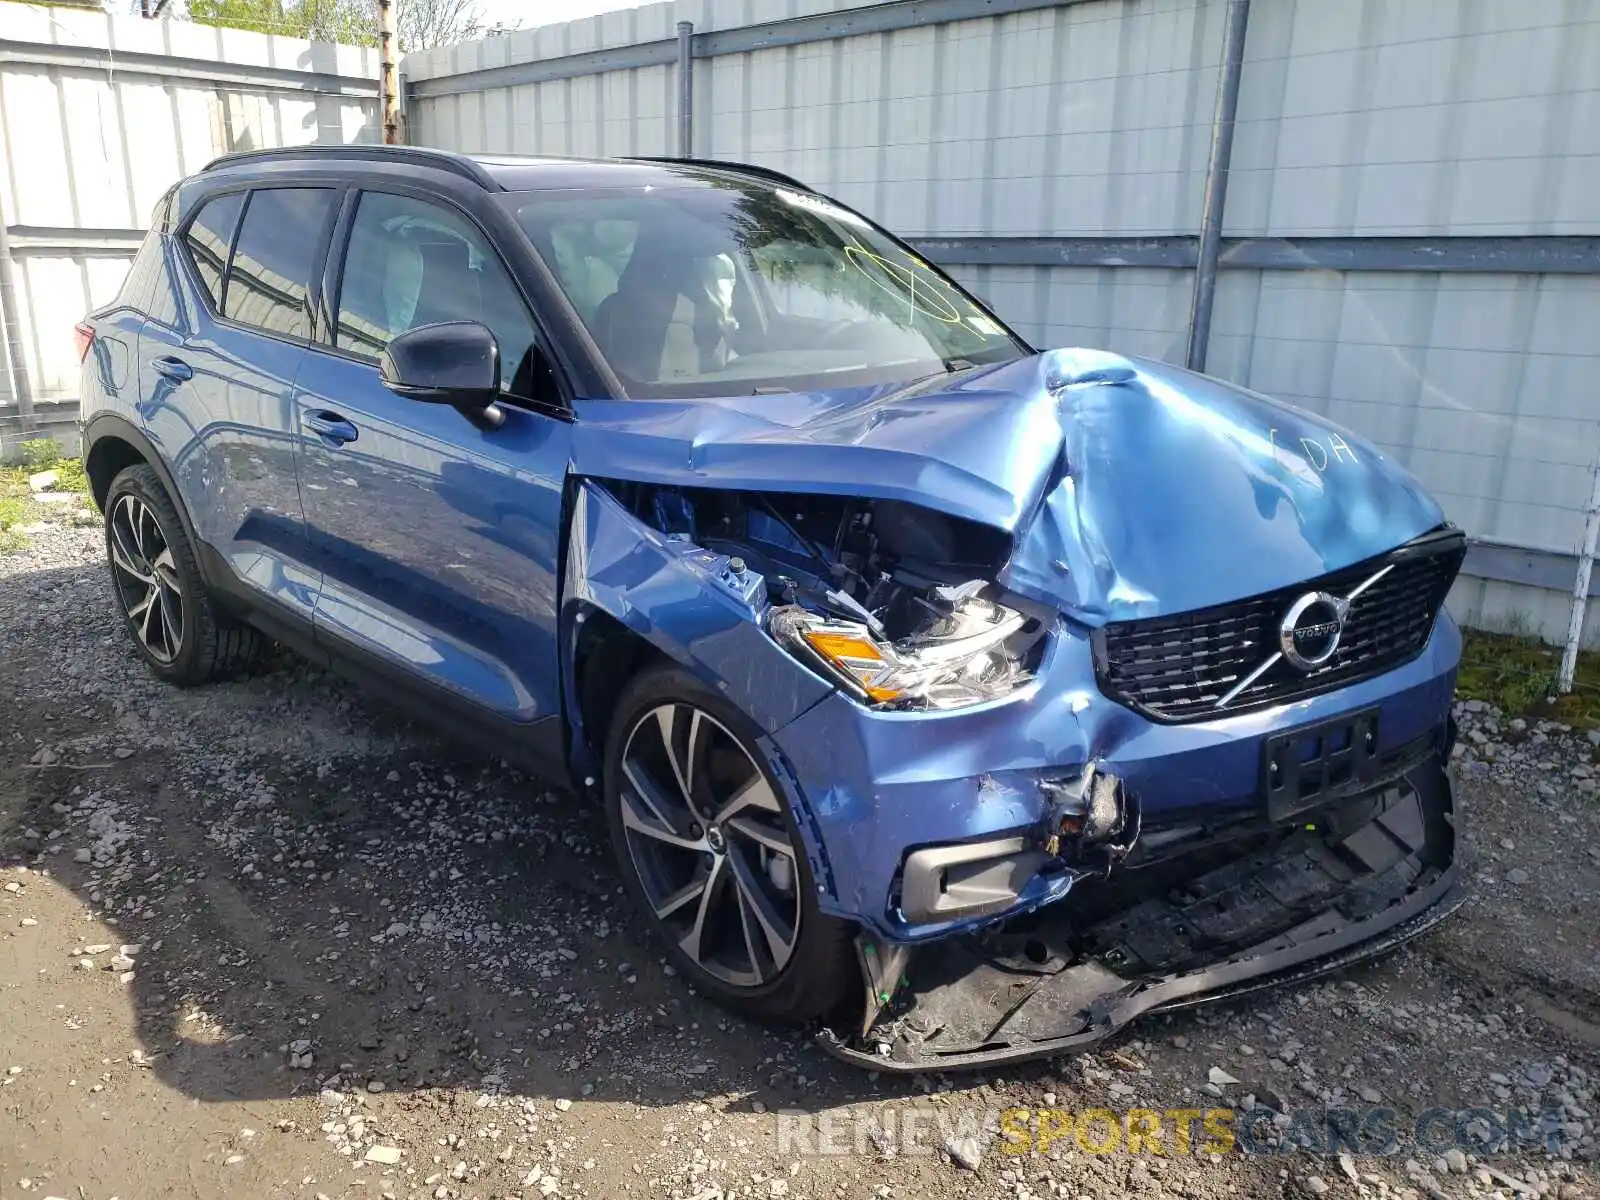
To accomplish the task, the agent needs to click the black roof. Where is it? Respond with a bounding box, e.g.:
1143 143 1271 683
201 145 811 194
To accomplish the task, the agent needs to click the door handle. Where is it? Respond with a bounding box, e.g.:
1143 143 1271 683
303 410 359 445
151 355 192 383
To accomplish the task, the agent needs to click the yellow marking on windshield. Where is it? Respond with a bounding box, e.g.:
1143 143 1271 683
843 243 963 324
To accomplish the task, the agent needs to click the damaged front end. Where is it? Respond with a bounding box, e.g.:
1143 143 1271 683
574 474 1464 1071
566 350 1466 1071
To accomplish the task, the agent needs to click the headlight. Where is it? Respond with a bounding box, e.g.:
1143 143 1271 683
770 592 1037 710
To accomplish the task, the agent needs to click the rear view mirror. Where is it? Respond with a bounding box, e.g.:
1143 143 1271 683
379 321 505 428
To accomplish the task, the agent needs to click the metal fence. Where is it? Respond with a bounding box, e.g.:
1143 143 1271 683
3 0 1598 655
0 2 379 445
405 0 1600 654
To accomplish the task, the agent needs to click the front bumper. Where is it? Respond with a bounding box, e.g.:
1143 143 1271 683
771 612 1461 940
819 758 1459 1071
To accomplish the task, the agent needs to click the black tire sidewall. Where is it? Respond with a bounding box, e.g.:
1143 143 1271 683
602 662 854 1023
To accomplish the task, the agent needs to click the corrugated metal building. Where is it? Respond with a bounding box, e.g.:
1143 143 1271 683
0 2 379 441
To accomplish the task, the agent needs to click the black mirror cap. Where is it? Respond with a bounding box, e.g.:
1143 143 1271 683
379 321 501 408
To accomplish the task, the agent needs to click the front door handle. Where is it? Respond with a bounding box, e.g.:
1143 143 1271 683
151 355 192 383
303 410 359 445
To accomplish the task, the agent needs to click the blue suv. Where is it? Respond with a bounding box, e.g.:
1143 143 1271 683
79 146 1466 1071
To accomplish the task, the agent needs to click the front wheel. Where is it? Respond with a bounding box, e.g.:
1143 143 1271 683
603 664 854 1022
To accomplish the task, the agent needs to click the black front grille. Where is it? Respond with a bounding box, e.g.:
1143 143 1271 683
1095 529 1466 722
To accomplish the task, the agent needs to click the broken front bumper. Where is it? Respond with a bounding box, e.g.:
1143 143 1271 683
819 759 1459 1072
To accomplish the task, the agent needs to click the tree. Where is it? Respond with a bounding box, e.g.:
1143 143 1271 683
183 0 505 51
398 0 490 50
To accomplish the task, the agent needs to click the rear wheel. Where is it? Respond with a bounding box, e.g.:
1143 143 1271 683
105 464 263 684
603 664 853 1022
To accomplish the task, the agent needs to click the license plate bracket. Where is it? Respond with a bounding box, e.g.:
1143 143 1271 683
1261 707 1380 823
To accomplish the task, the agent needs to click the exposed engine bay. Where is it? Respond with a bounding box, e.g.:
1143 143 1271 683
609 482 1051 710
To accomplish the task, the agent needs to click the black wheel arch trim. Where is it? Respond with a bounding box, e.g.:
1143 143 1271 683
82 413 216 579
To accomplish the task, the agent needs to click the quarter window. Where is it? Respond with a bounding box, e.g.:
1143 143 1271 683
223 187 336 339
182 191 244 311
334 191 539 396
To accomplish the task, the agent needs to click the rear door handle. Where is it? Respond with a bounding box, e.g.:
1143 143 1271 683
302 410 359 445
151 355 192 383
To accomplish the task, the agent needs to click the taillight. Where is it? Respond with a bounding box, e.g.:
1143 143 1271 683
74 322 94 362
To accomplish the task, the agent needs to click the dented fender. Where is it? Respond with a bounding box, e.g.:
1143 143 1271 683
560 479 834 740
559 480 843 885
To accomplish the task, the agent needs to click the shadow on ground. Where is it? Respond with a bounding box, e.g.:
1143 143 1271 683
2 561 1070 1116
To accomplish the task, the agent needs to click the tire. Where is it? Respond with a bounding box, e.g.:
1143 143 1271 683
104 463 263 685
603 663 855 1023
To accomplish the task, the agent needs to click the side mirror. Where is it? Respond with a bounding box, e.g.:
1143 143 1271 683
379 321 505 428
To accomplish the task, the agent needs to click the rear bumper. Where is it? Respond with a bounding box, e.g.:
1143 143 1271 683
819 759 1459 1072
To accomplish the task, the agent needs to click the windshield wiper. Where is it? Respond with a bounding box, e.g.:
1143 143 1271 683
942 357 979 373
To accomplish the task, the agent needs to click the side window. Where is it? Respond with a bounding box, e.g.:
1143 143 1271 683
224 187 337 339
335 191 539 397
182 191 244 311
114 234 164 311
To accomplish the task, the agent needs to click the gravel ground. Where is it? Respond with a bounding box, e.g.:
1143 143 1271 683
2 514 1598 1200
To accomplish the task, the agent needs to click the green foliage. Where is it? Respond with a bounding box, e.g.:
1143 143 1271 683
0 492 25 552
184 0 499 51
186 0 376 44
0 455 94 551
54 458 90 496
15 438 60 469
1456 629 1600 730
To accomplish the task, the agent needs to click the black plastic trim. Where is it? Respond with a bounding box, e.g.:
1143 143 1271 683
620 156 813 193
820 860 1463 1072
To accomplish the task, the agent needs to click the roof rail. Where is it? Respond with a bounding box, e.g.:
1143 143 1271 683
621 156 813 193
201 145 500 190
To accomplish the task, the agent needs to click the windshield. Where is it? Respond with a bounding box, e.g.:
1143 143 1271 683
506 180 1029 397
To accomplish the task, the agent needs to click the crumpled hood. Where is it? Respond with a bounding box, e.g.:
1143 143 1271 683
570 349 1445 623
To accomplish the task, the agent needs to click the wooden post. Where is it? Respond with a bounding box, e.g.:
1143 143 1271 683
379 0 400 145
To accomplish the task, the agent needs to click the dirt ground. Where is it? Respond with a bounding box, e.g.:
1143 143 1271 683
2 516 1598 1200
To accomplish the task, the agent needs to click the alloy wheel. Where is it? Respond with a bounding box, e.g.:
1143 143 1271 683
108 492 185 664
618 703 802 989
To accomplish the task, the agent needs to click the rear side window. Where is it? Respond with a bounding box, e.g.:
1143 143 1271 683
183 191 244 310
115 234 164 310
224 187 337 339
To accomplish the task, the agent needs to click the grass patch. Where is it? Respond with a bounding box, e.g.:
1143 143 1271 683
14 437 61 469
0 494 25 552
53 457 90 496
0 454 93 553
1457 628 1600 729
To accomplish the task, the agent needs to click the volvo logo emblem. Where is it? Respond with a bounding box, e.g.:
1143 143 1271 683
1278 591 1348 671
